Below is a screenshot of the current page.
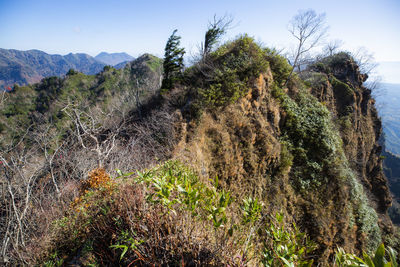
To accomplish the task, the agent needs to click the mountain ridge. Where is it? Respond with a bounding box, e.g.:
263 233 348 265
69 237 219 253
0 48 106 88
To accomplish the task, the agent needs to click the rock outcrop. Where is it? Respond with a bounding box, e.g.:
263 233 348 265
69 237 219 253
169 49 395 263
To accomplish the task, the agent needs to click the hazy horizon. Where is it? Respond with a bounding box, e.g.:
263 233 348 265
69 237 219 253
1 0 399 61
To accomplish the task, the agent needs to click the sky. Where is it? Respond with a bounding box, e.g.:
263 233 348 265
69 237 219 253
0 0 399 81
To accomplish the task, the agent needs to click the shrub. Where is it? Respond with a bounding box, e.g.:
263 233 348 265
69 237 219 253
264 48 292 86
42 162 237 265
346 167 382 253
274 87 341 189
310 52 354 75
194 35 270 107
80 168 113 192
66 69 78 76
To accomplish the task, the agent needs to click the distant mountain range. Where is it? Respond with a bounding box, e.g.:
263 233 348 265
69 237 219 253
0 49 134 88
94 52 134 66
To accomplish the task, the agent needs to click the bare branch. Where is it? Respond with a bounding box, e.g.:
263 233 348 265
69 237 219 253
323 39 344 56
62 104 124 168
351 46 378 75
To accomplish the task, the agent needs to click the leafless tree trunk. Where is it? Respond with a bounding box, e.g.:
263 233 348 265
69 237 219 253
0 91 8 108
31 123 64 196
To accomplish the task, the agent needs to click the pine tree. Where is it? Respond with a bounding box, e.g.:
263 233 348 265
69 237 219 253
162 29 185 91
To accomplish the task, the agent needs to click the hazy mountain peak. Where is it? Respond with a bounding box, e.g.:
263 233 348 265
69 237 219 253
94 51 134 66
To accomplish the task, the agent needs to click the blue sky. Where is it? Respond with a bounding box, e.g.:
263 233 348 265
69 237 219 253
0 0 399 81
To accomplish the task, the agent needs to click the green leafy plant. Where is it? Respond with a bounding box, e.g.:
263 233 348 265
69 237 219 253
110 230 144 261
146 172 179 209
261 213 315 267
335 243 398 267
204 185 232 229
176 171 203 216
241 197 262 225
43 251 64 267
136 161 233 230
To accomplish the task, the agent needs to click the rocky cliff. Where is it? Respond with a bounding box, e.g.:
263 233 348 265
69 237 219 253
168 45 395 262
309 53 391 214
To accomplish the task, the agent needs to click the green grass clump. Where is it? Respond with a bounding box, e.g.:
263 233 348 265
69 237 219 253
136 160 233 229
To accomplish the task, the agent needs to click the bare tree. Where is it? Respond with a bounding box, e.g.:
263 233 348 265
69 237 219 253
0 90 9 108
351 46 378 75
285 9 328 85
0 136 42 264
30 117 65 196
323 39 344 56
365 75 386 102
62 104 123 168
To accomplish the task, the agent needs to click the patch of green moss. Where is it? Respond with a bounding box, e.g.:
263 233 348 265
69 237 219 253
330 76 353 97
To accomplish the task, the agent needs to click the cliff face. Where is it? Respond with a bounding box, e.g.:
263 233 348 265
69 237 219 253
309 54 392 213
170 49 395 262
